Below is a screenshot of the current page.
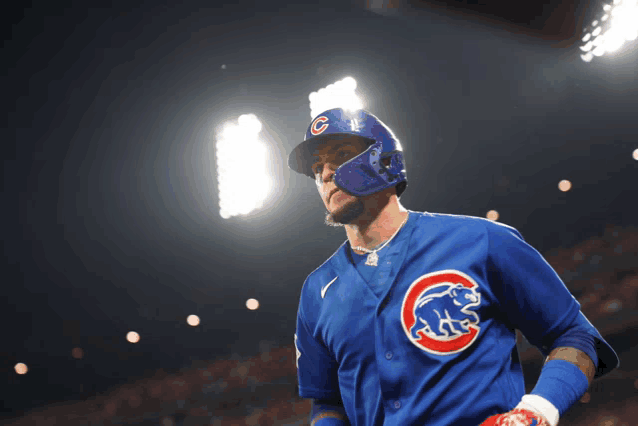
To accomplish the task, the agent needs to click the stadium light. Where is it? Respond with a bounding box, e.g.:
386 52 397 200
215 114 273 219
246 298 260 310
309 76 364 118
579 0 638 62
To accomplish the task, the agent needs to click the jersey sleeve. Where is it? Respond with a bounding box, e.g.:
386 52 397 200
295 298 341 400
551 309 619 378
485 222 615 367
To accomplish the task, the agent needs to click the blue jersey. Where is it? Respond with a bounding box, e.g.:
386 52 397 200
294 211 618 426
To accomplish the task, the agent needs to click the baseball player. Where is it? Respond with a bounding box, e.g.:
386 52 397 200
288 108 619 426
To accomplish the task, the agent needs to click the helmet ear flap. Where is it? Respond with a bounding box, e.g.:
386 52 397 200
385 152 404 176
383 152 407 197
396 181 407 198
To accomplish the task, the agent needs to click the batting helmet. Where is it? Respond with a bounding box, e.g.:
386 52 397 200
288 108 407 197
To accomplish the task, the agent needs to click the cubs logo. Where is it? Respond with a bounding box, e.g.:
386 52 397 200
310 116 329 135
401 270 481 355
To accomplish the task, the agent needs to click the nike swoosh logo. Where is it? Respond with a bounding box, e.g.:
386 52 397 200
321 276 338 299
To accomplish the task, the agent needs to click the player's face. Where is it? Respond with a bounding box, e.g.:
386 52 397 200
311 136 368 225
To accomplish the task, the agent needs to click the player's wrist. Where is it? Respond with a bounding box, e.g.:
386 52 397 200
528 358 589 421
515 394 559 426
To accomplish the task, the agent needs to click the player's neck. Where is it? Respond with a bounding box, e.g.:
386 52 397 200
345 194 408 251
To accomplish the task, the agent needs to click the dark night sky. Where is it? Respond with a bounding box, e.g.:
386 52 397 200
2 0 637 418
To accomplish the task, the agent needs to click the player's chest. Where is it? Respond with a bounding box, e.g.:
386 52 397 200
316 257 500 363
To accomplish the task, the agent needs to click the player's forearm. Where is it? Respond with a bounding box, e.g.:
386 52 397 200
545 346 595 385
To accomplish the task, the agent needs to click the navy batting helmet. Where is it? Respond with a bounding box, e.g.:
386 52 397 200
288 108 407 197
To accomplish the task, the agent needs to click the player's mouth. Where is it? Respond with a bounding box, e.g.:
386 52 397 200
329 189 352 205
327 188 339 203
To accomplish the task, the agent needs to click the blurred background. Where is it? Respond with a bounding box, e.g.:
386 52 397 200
2 0 637 425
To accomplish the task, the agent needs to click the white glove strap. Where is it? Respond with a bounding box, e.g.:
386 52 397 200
515 394 559 426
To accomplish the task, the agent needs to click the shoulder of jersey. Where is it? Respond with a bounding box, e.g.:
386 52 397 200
300 240 348 297
423 211 519 233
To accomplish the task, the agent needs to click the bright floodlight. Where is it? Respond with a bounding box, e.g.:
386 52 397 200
216 114 272 219
14 363 28 375
633 148 638 160
486 210 499 221
580 0 638 62
309 76 364 118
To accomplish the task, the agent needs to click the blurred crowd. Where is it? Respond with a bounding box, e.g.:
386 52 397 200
6 226 637 426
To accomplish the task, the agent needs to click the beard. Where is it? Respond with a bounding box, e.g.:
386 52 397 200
324 197 365 227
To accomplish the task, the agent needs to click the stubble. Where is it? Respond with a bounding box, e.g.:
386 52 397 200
324 197 365 227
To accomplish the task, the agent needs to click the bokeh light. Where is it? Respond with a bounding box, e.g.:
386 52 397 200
558 179 572 192
246 298 260 310
160 416 175 426
71 347 84 359
604 299 622 312
599 416 620 426
633 148 638 160
126 331 140 343
15 363 28 375
486 210 499 221
187 315 200 326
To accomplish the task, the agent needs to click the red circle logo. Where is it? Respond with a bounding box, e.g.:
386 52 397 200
310 116 329 135
401 270 481 355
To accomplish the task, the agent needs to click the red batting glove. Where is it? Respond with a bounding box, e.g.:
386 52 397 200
479 408 550 426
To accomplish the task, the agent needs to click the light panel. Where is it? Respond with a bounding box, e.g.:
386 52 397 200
580 0 638 62
215 114 273 219
308 76 364 119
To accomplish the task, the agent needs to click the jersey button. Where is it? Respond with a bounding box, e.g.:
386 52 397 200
393 400 401 409
385 351 393 360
